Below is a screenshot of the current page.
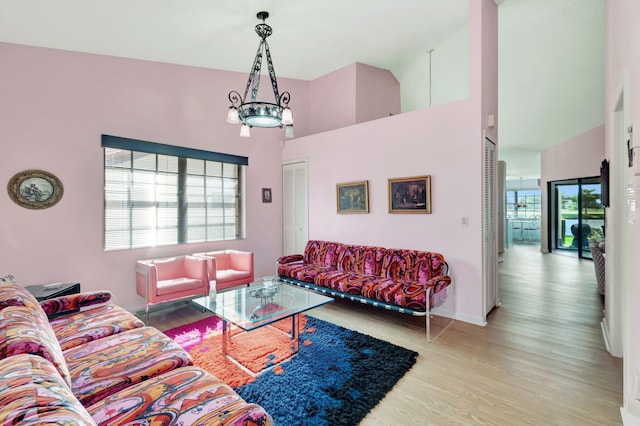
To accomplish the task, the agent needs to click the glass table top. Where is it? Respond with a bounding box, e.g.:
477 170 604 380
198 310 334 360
192 280 333 331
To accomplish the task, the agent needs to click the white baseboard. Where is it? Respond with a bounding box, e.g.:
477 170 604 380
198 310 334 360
621 407 640 425
601 319 612 353
455 313 486 327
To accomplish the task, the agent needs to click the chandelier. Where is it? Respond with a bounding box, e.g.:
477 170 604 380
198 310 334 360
226 11 293 139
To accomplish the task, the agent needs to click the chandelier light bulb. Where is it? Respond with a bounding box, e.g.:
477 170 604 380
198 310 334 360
240 124 251 138
227 107 239 124
284 124 294 139
282 107 293 125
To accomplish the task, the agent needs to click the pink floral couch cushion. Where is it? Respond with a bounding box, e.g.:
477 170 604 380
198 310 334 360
87 366 273 425
381 250 447 283
0 305 72 387
40 290 112 316
0 354 95 425
337 245 387 275
0 280 41 311
64 326 193 406
50 303 145 351
315 270 368 294
302 240 347 267
277 262 334 283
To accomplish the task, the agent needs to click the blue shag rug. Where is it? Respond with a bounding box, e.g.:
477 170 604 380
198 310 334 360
165 315 418 425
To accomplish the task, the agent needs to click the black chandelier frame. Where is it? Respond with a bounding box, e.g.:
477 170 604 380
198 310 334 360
227 11 293 132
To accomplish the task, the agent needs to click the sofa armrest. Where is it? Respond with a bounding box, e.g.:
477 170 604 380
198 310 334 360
40 291 112 318
200 256 217 280
424 275 452 293
277 254 303 264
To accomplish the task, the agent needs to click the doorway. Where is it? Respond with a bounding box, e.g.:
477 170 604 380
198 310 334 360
282 160 309 256
549 177 605 259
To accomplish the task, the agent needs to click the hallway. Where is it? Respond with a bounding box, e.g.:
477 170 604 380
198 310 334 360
491 244 622 422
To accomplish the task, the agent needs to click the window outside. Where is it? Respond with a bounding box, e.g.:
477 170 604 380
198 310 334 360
104 147 242 251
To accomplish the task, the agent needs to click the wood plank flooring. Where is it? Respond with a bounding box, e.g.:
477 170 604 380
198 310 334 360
149 244 623 425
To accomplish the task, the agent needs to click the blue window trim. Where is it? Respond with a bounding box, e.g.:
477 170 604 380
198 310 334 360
101 134 249 166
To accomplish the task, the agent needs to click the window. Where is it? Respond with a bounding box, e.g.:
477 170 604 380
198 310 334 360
506 189 541 219
102 135 247 251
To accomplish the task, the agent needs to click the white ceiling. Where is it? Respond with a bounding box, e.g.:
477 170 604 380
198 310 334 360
0 0 604 180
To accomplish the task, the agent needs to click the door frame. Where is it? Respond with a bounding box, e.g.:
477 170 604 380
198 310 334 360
548 177 603 259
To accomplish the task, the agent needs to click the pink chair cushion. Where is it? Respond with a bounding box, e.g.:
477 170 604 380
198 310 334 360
157 278 205 296
217 269 252 282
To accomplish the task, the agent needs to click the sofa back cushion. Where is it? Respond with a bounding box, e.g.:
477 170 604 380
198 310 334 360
0 306 72 387
0 354 94 425
0 280 41 311
337 245 387 275
381 250 447 283
152 256 185 278
303 240 346 268
210 253 231 269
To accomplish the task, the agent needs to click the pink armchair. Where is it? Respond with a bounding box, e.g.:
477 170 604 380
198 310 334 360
135 255 209 322
193 250 254 292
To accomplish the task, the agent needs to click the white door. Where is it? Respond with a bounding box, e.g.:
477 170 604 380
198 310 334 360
484 137 498 318
282 160 308 255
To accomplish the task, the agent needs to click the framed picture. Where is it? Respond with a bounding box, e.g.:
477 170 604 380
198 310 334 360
388 175 431 214
337 180 369 214
262 187 272 203
7 169 64 210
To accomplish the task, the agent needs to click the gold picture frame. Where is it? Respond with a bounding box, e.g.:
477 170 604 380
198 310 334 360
7 169 64 210
388 175 431 214
336 180 369 214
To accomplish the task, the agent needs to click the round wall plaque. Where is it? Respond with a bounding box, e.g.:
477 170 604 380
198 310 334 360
7 169 64 209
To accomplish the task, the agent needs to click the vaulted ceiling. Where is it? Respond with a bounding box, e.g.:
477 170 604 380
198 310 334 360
0 0 604 179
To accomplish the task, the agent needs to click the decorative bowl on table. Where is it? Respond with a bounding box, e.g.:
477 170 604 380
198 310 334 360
249 286 280 305
262 275 276 287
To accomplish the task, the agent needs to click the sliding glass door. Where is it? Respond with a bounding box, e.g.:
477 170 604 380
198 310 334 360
550 177 605 259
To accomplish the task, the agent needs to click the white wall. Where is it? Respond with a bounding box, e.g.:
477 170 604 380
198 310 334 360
498 0 605 179
605 0 640 422
395 25 469 113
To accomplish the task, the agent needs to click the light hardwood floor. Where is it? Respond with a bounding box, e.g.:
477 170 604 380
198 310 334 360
149 244 623 426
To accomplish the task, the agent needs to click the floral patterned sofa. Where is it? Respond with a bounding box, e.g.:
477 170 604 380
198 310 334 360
0 279 273 425
277 240 454 341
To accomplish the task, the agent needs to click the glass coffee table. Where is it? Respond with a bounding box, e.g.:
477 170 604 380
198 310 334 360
192 279 333 375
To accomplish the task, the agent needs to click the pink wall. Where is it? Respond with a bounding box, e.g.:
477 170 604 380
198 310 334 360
355 63 401 123
480 0 499 144
281 0 498 325
282 99 483 324
310 63 357 134
0 0 498 326
0 42 309 313
541 125 604 182
309 62 401 134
